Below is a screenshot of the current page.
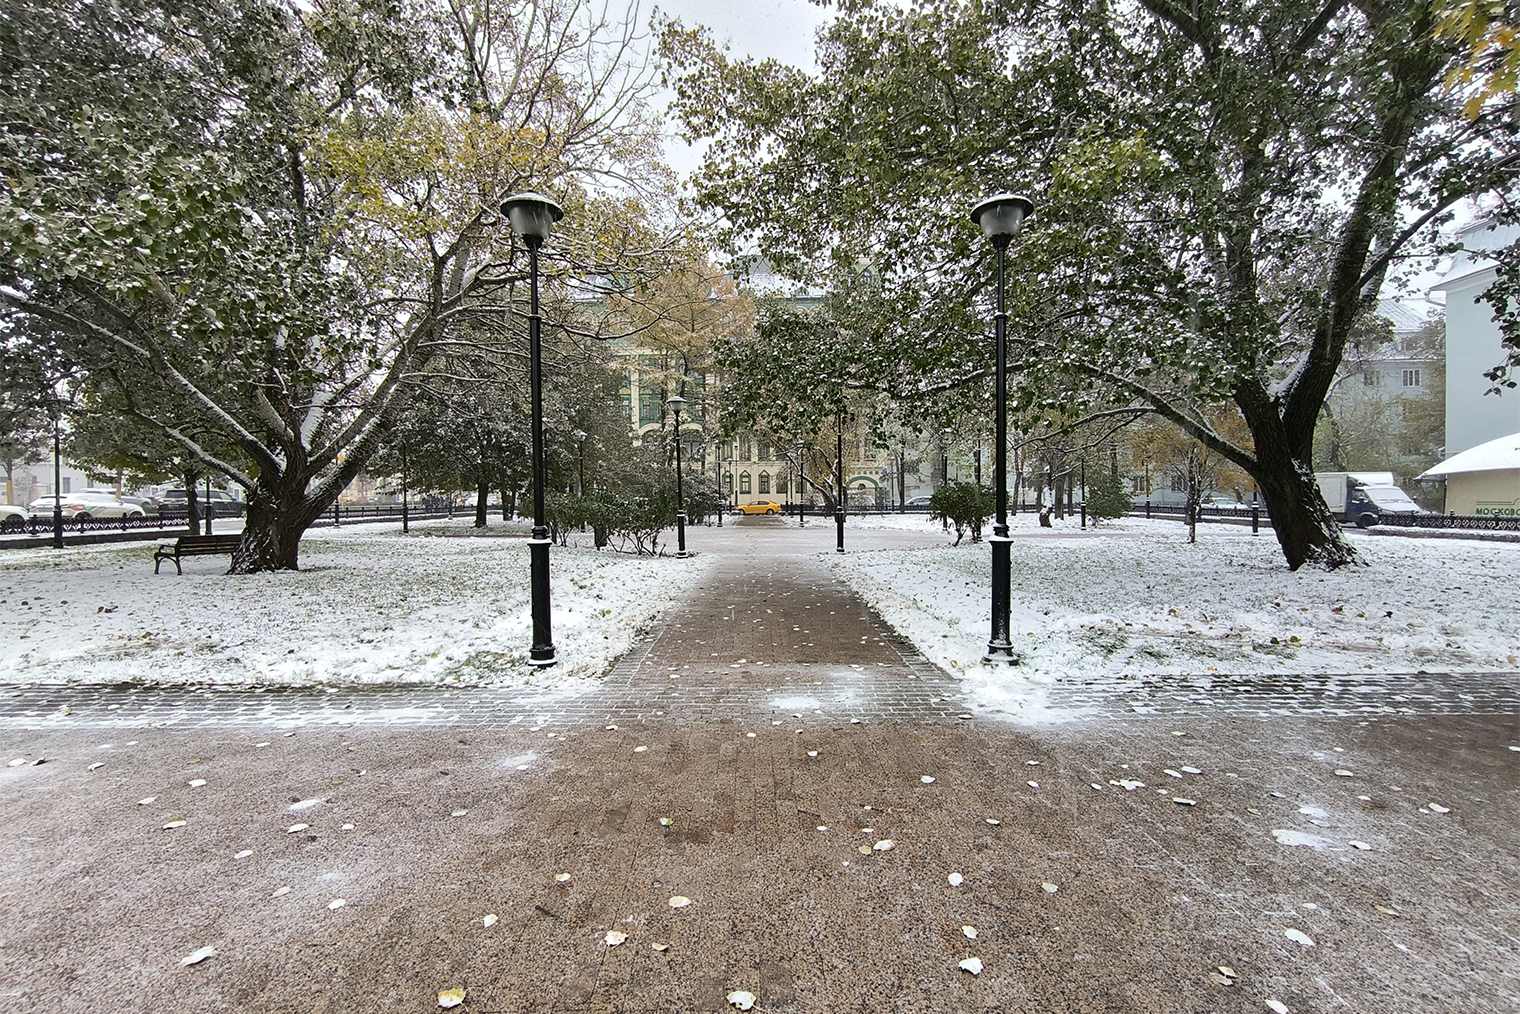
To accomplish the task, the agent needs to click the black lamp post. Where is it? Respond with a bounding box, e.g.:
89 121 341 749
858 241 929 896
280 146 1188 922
668 395 688 557
971 192 1034 664
835 413 845 554
797 441 806 527
401 439 410 534
502 190 564 667
51 418 63 549
572 429 587 496
941 427 953 489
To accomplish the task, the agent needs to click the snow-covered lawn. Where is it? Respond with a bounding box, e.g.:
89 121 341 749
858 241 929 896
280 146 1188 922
0 519 704 688
834 516 1520 718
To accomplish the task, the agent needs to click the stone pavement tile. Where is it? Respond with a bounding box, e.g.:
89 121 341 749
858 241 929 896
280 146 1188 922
0 715 1516 1012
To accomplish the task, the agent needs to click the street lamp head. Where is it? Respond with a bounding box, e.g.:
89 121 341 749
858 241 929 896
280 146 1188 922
501 192 564 247
572 429 587 443
666 394 687 415
970 193 1034 246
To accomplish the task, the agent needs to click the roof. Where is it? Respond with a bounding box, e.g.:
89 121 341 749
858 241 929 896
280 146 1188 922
1434 221 1520 291
1419 431 1520 478
1376 297 1437 335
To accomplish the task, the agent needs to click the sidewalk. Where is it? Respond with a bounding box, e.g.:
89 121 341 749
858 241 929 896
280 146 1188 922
0 519 1516 1012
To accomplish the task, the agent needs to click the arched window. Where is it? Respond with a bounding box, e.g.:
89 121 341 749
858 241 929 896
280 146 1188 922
739 471 752 494
759 471 770 494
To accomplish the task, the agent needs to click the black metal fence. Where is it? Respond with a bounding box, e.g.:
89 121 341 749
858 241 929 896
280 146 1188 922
1372 512 1520 532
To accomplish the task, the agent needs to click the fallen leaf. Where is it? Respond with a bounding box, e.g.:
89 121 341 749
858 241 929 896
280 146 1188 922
1026 780 1039 788
1266 1001 1290 1013
234 850 253 859
920 775 936 784
1283 928 1314 947
270 886 291 897
947 873 964 887
483 914 497 927
1269 791 1286 798
286 824 308 834
438 987 465 1008
850 719 861 724
1111 779 1146 791
556 873 571 882
958 957 983 975
1428 803 1450 813
659 817 672 826
180 945 216 966
1182 766 1202 774
858 845 872 855
328 898 346 910
668 896 691 909
1042 882 1058 894
1208 971 1235 986
1374 905 1399 916
961 925 977 939
1218 965 1237 978
138 797 156 805
188 779 206 787
633 746 647 753
1165 769 1183 779
652 943 669 951
1026 760 1040 766
727 990 756 1010
6 759 24 768
807 751 818 757
605 930 627 946
985 818 1001 826
1348 840 1372 851
88 762 104 771
163 819 187 829
1334 769 1354 777
451 809 468 818
873 839 895 852
1173 797 1198 806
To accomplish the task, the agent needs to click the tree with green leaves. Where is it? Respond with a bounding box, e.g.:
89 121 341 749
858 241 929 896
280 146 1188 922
929 480 993 545
2 0 673 571
1086 468 1133 526
662 0 1520 570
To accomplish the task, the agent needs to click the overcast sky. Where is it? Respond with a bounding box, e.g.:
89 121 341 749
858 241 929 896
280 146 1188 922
650 0 832 180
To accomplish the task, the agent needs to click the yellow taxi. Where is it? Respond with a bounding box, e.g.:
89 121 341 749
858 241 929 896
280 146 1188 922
733 499 784 516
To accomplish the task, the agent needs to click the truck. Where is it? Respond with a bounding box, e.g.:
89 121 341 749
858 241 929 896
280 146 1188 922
1314 471 1425 527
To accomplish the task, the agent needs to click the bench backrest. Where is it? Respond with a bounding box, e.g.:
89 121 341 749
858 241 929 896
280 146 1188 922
176 535 242 548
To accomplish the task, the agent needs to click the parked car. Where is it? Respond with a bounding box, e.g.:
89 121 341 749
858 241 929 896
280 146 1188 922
0 504 28 532
80 488 157 513
155 488 248 516
904 495 935 507
733 499 784 516
26 493 146 520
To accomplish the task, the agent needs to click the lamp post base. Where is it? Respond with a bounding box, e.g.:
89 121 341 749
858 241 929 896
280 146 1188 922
528 533 556 667
986 532 1015 664
676 511 688 558
834 510 845 553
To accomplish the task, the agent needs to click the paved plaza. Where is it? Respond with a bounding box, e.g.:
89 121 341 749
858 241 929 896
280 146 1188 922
0 521 1516 1012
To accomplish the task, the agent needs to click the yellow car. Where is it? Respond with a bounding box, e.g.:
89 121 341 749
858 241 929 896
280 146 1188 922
733 499 784 516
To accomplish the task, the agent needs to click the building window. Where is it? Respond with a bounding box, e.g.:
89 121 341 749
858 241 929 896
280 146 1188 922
1170 475 1183 492
1402 369 1421 387
1363 371 1379 386
759 471 770 494
740 472 752 494
638 391 662 424
61 477 71 494
724 471 733 493
740 439 752 461
776 473 789 495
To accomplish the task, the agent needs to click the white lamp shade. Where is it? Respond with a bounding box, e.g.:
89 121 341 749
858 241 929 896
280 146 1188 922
970 194 1034 239
666 395 687 411
501 192 564 242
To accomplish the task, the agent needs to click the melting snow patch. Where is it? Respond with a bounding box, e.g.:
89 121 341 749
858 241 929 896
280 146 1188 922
1272 829 1334 848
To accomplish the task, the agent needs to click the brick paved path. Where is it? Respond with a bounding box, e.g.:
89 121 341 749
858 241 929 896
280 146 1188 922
2 520 1519 1013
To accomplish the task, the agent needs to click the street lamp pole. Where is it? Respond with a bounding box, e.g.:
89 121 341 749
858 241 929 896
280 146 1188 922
51 418 63 549
835 413 845 554
668 395 688 557
401 440 409 534
971 192 1033 665
503 191 564 667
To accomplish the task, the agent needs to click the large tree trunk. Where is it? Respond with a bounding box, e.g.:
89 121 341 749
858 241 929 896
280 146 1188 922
1244 412 1359 570
474 482 488 527
229 478 320 573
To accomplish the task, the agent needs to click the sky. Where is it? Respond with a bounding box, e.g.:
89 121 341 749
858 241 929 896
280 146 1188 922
650 0 832 180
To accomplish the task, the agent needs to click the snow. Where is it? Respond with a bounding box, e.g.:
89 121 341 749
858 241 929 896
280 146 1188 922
1419 430 1520 477
832 514 1520 720
0 518 705 688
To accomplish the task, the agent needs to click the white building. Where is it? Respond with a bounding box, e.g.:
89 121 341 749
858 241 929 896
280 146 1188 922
1418 431 1520 517
1432 219 1520 455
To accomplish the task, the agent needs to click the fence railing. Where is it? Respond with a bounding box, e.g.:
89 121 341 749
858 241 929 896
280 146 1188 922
1372 512 1520 532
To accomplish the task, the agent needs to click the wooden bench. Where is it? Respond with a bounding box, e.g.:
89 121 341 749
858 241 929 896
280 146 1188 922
153 534 242 574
